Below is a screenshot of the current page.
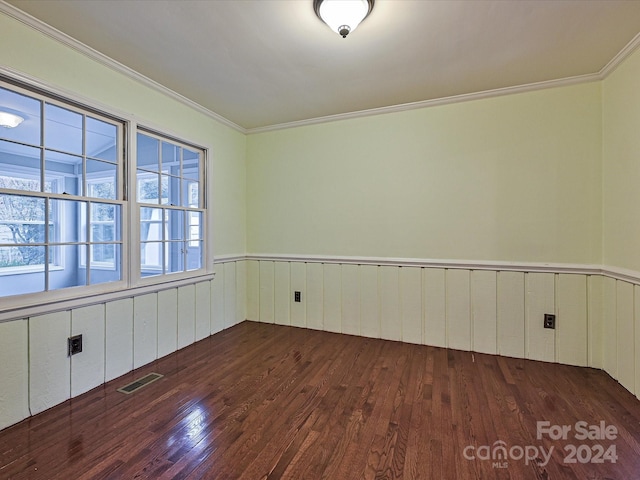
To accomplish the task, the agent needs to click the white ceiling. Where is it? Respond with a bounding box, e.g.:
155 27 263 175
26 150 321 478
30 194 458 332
5 0 640 131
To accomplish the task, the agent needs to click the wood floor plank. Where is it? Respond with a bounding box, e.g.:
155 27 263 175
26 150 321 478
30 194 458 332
1 321 639 479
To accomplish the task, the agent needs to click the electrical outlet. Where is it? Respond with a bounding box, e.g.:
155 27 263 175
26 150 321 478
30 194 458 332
294 291 301 302
544 314 556 330
68 334 83 356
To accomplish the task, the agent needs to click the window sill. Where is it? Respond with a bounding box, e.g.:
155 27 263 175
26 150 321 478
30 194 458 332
0 270 216 323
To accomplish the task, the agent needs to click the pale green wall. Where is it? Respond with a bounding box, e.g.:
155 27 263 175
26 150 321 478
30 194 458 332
603 47 640 272
247 83 602 264
0 13 246 256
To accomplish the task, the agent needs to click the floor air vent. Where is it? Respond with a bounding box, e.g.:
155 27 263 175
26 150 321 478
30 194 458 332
117 373 164 394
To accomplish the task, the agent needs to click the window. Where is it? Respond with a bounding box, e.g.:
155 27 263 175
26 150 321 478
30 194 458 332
0 78 208 305
0 82 123 297
136 132 204 277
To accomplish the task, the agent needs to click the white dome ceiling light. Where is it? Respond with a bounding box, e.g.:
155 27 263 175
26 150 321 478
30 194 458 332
313 0 375 38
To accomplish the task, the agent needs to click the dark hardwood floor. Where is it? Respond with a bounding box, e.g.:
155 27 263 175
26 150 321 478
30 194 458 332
1 321 640 479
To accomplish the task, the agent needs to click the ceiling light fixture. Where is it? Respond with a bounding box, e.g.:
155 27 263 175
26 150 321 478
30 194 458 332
0 111 24 129
314 0 374 38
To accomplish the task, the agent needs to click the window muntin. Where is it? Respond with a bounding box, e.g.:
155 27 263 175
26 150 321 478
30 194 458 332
0 83 124 297
137 132 204 278
0 79 209 305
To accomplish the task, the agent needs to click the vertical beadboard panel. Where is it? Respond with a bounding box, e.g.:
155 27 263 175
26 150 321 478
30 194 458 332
635 286 640 399
471 270 497 355
157 288 178 358
133 293 158 369
602 276 617 378
380 266 401 341
446 269 471 351
259 261 275 323
497 271 525 358
341 264 361 336
71 304 105 397
105 298 133 382
29 311 71 415
323 263 342 333
306 262 324 330
274 261 291 326
526 273 555 362
556 274 588 367
0 319 29 431
290 262 307 328
588 275 603 369
177 285 196 349
246 260 260 321
211 266 225 334
195 281 212 340
359 264 379 338
424 268 446 348
616 281 635 394
223 262 237 328
401 267 422 345
236 260 247 324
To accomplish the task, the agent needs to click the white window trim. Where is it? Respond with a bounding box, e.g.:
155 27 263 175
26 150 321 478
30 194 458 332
0 70 213 315
133 128 208 284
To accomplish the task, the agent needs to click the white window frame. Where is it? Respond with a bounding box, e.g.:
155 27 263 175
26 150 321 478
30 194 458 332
0 72 213 317
0 77 127 306
134 129 207 282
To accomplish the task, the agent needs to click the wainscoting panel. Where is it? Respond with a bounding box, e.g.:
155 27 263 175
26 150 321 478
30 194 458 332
246 260 260 322
195 281 211 341
133 293 159 369
616 281 635 394
259 261 275 324
29 311 71 415
525 273 555 362
0 319 29 430
290 262 306 328
472 270 497 355
105 298 134 382
157 289 178 358
446 269 471 351
556 274 588 367
223 262 237 329
588 275 603 369
359 264 379 339
400 267 422 345
380 266 401 342
603 276 618 378
423 268 446 348
306 262 324 330
71 304 105 398
497 271 525 358
211 267 225 334
177 285 196 349
341 264 360 336
236 261 247 325
0 260 246 433
274 261 290 326
323 263 342 333
245 260 616 375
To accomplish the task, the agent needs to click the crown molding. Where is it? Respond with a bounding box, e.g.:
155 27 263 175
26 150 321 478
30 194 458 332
0 1 246 134
245 73 601 134
599 31 640 78
3 1 640 135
